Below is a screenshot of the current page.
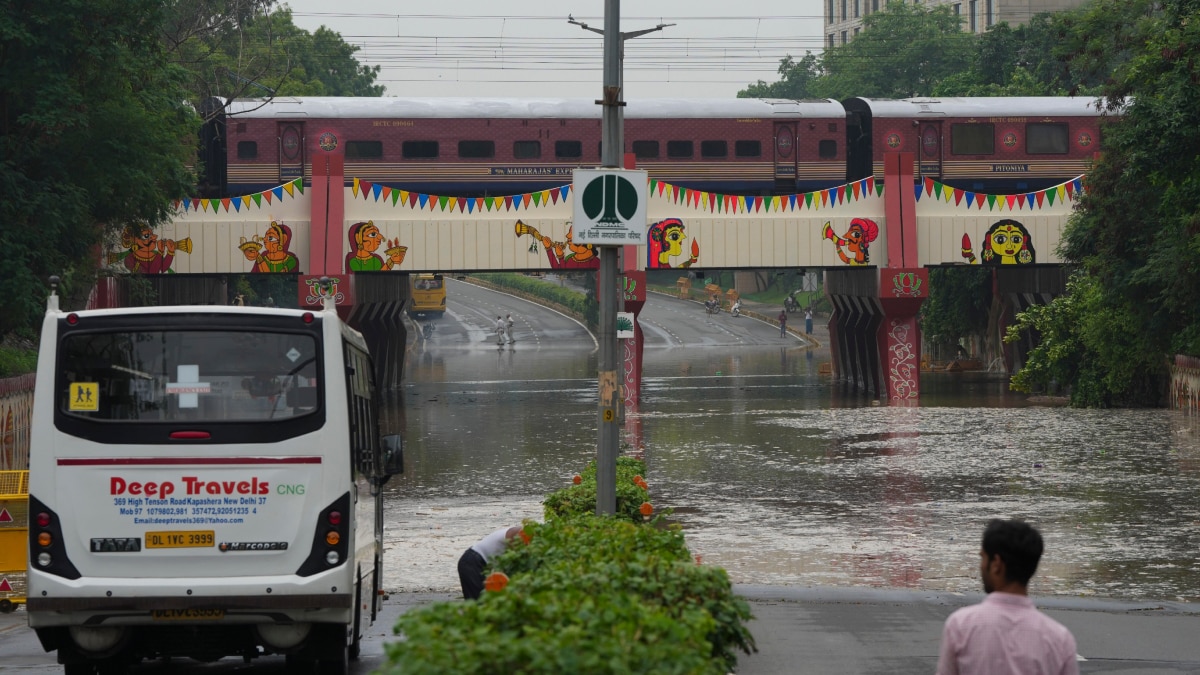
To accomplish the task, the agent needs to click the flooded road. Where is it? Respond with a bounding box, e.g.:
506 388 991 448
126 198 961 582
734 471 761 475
383 294 1200 605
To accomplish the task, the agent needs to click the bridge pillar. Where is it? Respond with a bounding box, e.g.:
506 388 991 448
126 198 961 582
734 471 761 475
825 152 929 402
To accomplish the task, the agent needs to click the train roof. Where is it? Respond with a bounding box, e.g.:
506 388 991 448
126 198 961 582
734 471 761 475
224 97 847 119
845 96 1105 118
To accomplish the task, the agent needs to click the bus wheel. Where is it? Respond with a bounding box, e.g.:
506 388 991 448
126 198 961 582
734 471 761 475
348 579 362 661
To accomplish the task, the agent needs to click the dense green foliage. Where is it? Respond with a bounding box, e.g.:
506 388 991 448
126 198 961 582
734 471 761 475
0 0 200 337
1008 0 1200 405
543 457 651 522
0 344 38 379
919 267 992 360
165 4 383 103
384 514 755 675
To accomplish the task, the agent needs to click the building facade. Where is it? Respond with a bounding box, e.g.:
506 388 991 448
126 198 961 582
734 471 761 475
825 0 1089 48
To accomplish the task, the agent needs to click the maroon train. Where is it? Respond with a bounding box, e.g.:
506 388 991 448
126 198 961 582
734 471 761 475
197 96 1108 198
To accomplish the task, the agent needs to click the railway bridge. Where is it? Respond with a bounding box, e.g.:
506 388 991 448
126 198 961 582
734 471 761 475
93 151 1082 402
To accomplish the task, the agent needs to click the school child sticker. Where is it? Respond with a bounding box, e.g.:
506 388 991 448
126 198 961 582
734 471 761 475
69 382 99 411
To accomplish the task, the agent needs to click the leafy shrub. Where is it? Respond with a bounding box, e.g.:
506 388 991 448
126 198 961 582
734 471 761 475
543 457 649 522
473 273 591 318
0 345 37 378
384 516 756 674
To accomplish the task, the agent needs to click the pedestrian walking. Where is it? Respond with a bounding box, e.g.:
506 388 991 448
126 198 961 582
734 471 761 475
805 308 814 335
778 310 788 338
494 316 505 346
457 526 522 600
505 314 515 344
935 519 1078 675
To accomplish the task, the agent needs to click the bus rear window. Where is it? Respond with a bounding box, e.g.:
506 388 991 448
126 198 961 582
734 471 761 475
58 330 320 422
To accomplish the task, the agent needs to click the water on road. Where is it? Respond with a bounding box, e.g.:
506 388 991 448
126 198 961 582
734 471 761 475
382 294 1200 605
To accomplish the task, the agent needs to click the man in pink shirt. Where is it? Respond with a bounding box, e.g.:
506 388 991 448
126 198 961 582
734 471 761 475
936 519 1079 675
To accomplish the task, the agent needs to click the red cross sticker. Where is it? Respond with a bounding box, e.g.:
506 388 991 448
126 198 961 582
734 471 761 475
0 508 12 523
0 578 12 592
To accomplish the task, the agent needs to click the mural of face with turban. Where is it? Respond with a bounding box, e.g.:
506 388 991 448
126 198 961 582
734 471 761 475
647 218 699 269
346 220 406 272
242 221 300 273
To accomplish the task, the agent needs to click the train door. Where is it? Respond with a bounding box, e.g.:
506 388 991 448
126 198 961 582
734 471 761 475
773 122 798 192
277 121 306 184
918 121 943 182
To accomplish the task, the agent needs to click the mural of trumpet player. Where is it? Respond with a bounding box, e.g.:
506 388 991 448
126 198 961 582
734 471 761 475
514 220 598 269
112 224 191 274
241 220 300 273
345 220 407 272
823 218 879 266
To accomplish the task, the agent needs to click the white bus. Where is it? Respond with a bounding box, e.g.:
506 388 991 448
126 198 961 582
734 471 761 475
26 281 403 674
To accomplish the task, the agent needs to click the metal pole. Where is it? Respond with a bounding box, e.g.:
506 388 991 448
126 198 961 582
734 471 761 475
595 0 622 516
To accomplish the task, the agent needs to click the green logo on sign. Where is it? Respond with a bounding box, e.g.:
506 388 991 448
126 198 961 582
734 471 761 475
582 174 639 225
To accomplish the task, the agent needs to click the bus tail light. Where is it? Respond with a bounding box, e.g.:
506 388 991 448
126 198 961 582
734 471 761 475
295 492 350 577
27 495 81 580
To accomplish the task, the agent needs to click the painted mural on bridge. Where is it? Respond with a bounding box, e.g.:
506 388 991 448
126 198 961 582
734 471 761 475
128 171 1082 275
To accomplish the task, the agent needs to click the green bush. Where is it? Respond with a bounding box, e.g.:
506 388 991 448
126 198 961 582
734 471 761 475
543 457 650 522
473 273 591 318
384 516 756 675
0 345 37 378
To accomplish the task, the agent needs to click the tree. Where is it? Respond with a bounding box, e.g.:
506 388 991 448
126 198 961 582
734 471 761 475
738 53 822 99
814 1 974 99
0 0 199 337
1010 0 1200 406
919 267 992 361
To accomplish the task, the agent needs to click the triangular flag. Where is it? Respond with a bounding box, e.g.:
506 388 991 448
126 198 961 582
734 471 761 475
485 197 495 211
914 184 923 202
805 192 814 209
371 184 383 201
352 178 361 198
867 177 875 195
789 194 798 211
221 198 231 212
1035 191 1045 208
852 182 861 200
438 196 449 211
987 195 998 210
549 189 559 205
283 182 295 197
837 185 846 204
476 198 484 212
232 198 241 212
925 177 935 196
504 196 514 211
977 193 986 209
560 186 570 202
532 191 542 207
942 185 953 202
707 193 716 212
418 193 428 209
252 193 262 207
1016 194 1027 210
451 197 462 212
953 189 964 206
1006 195 1017 210
522 193 532 209
965 192 975 208
191 198 201 211
876 182 884 197
391 189 401 206
381 186 392 201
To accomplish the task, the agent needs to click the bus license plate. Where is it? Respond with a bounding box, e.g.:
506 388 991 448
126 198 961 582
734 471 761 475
145 530 215 548
152 608 225 621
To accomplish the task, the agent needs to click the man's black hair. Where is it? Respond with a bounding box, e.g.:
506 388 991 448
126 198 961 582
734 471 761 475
982 518 1044 585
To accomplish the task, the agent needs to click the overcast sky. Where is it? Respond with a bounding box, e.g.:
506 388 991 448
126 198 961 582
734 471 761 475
281 0 825 98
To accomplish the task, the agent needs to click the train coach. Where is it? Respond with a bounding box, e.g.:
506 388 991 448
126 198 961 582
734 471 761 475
197 95 1108 199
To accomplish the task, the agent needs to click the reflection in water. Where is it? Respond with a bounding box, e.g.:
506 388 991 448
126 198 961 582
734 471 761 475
386 345 1200 603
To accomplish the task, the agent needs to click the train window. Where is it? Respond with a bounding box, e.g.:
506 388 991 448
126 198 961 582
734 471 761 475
514 141 541 159
735 141 761 158
819 140 838 159
701 141 728 158
1026 123 1069 154
346 141 384 159
951 123 994 155
633 141 659 159
402 141 439 159
237 141 258 159
458 141 495 158
667 141 694 158
555 140 582 159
